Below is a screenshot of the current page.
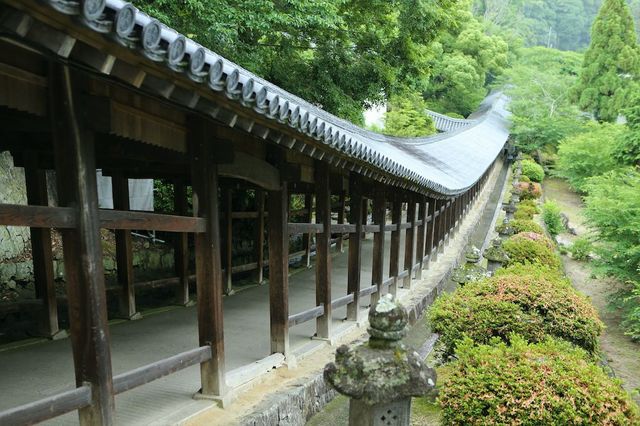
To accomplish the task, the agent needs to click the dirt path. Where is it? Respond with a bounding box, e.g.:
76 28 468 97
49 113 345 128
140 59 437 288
543 178 640 404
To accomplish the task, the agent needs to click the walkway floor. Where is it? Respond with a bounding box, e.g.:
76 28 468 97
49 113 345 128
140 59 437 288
0 226 407 425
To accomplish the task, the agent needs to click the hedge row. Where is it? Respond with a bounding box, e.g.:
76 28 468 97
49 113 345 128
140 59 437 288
430 169 639 424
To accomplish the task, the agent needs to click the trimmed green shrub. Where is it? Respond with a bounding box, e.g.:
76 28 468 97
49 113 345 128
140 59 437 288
493 262 565 281
503 233 561 269
569 237 593 261
509 219 544 235
521 159 545 182
517 181 542 199
438 336 639 425
518 199 539 212
514 204 537 220
519 175 531 183
542 200 564 237
429 272 603 356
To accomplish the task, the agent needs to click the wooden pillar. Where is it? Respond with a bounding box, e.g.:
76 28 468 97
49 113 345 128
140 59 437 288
112 173 140 320
315 161 332 339
336 190 346 252
425 198 436 268
223 188 234 295
24 155 64 339
438 201 447 254
445 198 453 245
415 197 428 279
255 190 265 284
430 200 442 263
362 199 368 240
188 117 226 399
403 194 416 289
371 183 386 304
268 183 290 355
347 173 363 322
388 193 402 296
174 180 191 305
50 64 114 425
302 193 313 267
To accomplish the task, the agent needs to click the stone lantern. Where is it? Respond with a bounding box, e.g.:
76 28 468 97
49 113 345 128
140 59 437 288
450 246 487 286
496 218 516 240
324 294 436 426
483 238 510 274
502 200 517 220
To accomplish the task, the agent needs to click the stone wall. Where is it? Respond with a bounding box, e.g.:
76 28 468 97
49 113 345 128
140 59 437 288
0 152 31 286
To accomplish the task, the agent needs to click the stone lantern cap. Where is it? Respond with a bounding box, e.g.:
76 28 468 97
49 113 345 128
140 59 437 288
483 238 510 263
451 246 486 284
503 200 517 213
496 218 516 236
324 295 436 406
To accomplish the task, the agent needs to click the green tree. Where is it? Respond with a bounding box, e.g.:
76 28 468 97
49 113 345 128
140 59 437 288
425 5 509 116
573 0 640 122
383 92 436 137
502 47 586 153
132 0 461 124
555 122 626 192
615 89 640 164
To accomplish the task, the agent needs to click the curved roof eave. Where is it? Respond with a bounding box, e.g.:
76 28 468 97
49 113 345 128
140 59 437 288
37 0 511 197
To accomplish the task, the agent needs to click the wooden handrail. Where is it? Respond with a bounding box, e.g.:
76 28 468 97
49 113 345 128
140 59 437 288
0 204 206 233
288 305 324 327
0 385 91 425
113 346 211 394
331 294 354 309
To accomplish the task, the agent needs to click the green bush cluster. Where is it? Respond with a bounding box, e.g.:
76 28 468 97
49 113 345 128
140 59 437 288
429 270 603 356
503 232 561 269
518 199 539 211
430 201 639 423
508 219 544 235
542 200 564 237
438 336 640 425
521 159 545 182
514 204 537 220
569 237 593 261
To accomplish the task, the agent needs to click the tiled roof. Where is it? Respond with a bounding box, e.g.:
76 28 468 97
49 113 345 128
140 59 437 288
39 0 511 196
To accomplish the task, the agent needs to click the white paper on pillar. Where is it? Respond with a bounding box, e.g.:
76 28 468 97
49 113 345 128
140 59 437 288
96 170 154 212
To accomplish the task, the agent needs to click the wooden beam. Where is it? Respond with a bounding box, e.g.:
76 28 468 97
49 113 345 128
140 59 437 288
113 346 211 395
403 195 417 289
347 173 363 322
188 116 226 400
288 305 324 327
315 161 332 339
371 182 386 305
218 152 280 191
389 193 402 297
0 204 75 228
173 180 191 305
268 182 289 356
50 63 114 425
0 385 91 426
255 190 265 284
99 210 206 233
24 154 63 340
112 172 140 320
288 223 324 234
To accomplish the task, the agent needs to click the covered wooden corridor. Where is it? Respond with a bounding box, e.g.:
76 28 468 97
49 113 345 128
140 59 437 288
0 0 510 424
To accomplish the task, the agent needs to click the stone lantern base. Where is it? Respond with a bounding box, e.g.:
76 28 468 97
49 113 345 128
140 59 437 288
349 399 411 426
